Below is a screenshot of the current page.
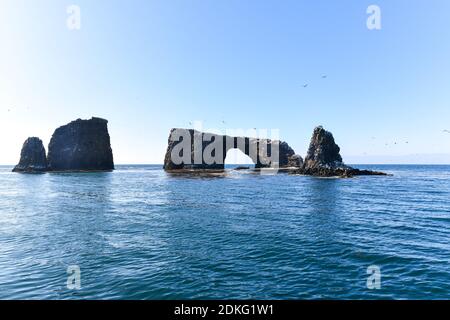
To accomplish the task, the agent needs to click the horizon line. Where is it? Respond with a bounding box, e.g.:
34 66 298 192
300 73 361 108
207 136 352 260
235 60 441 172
2 163 450 166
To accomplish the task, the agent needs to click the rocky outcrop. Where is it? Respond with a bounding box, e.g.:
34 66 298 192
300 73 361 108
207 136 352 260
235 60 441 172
295 126 387 177
162 126 386 177
279 142 303 168
13 137 48 173
163 129 301 171
300 166 387 178
303 126 345 170
47 117 114 171
287 154 303 168
234 166 250 170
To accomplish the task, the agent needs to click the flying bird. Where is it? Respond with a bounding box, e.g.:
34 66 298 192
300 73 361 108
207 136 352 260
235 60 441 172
321 75 327 79
443 130 450 134
303 84 308 88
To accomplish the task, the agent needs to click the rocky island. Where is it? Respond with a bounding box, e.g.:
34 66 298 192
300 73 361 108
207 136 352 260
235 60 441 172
294 126 387 177
13 117 114 173
47 117 114 171
163 128 302 170
12 137 48 173
13 118 385 177
163 126 387 177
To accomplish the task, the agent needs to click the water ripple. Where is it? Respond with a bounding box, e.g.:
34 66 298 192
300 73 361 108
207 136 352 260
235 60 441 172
0 165 449 299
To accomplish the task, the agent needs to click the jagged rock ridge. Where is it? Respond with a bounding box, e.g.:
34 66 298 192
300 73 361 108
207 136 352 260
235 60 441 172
303 126 345 170
296 126 387 177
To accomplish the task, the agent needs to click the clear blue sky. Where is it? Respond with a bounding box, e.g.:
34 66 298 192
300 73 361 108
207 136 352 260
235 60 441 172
1 0 450 164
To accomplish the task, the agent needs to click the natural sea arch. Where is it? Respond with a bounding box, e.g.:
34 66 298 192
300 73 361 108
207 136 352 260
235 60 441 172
163 128 299 170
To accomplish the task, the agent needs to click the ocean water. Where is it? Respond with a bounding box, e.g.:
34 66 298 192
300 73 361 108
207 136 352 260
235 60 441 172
0 164 449 300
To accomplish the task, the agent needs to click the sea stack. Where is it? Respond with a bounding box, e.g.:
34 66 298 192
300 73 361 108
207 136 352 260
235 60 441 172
297 126 386 177
303 126 346 171
47 117 114 171
12 137 48 173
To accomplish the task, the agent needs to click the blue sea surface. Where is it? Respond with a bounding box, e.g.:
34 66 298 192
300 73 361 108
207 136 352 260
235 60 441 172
0 165 449 299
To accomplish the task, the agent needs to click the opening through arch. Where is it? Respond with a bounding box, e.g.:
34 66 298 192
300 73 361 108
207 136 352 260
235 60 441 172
224 148 255 169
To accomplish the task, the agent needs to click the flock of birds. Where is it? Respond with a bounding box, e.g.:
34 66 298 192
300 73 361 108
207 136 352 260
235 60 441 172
368 130 449 147
186 123 449 148
5 78 450 150
185 73 449 148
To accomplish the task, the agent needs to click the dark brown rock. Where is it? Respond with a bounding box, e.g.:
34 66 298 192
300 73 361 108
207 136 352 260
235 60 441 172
12 137 48 173
287 154 303 168
47 117 114 171
163 128 298 170
300 166 388 178
295 126 387 177
163 126 387 177
234 166 250 170
303 126 345 170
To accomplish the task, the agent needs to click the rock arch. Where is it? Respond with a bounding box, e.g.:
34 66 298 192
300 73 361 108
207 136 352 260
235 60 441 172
163 128 303 170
